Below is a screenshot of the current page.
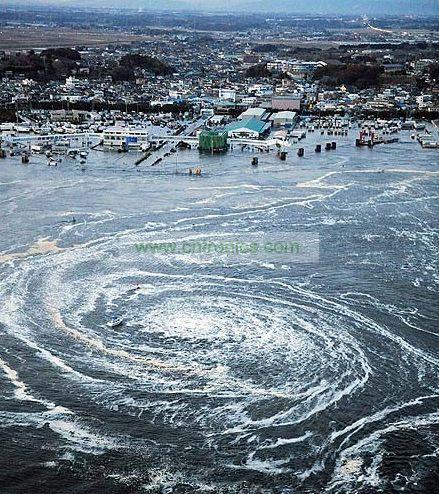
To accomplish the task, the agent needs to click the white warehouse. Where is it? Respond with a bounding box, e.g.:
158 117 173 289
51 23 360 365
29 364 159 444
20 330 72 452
271 111 298 128
102 127 149 150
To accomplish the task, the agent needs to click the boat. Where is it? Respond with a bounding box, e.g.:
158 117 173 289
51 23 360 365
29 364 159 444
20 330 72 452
106 315 124 328
31 144 43 153
356 130 399 147
420 140 439 149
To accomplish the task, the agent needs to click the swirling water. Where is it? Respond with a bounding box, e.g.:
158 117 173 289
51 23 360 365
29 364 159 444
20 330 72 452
0 130 438 493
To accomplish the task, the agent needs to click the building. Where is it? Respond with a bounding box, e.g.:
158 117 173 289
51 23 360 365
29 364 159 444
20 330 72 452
383 63 406 73
243 54 261 65
199 130 228 153
225 118 271 139
248 84 274 97
218 89 237 102
64 76 81 89
272 95 301 111
103 127 149 150
238 107 269 121
289 61 327 76
271 111 298 128
267 60 326 76
50 110 89 123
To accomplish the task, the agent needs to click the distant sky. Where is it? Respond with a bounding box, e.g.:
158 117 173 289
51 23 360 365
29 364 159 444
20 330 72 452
4 0 439 15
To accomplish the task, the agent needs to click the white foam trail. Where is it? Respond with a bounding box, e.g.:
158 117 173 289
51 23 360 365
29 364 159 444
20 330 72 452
0 357 49 404
259 431 313 450
327 411 439 492
231 451 291 474
330 394 439 448
0 406 118 455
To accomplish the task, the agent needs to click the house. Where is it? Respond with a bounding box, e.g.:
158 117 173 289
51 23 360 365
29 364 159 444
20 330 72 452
225 117 271 139
209 115 226 126
248 84 273 97
218 89 237 102
200 108 215 118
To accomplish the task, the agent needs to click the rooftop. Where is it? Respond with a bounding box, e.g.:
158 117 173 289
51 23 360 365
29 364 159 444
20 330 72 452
225 117 270 134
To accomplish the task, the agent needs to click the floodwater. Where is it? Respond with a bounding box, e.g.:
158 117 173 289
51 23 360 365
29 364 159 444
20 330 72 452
0 128 438 493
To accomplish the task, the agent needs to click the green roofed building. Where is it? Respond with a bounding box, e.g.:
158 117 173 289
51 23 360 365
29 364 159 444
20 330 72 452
199 130 228 153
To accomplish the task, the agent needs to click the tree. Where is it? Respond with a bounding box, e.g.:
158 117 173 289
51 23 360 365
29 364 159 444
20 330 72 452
41 48 81 61
429 64 439 81
314 64 384 89
245 63 271 78
110 65 135 82
253 44 279 53
119 54 172 76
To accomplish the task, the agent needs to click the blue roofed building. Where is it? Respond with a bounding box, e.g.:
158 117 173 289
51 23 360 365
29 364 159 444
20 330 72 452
224 117 271 139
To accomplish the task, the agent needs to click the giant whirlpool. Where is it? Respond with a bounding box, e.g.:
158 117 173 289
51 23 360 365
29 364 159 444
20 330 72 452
0 144 438 493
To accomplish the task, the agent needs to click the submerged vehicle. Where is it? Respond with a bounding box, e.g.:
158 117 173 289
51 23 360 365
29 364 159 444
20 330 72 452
47 158 59 167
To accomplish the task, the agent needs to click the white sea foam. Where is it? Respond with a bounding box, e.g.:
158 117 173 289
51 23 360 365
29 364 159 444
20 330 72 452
0 155 437 491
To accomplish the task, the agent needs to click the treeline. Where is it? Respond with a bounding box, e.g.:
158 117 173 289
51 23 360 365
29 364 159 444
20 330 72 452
110 54 173 82
0 48 82 80
315 62 439 90
245 63 272 78
253 44 279 53
429 64 439 81
41 48 82 61
314 64 384 89
0 48 81 80
0 49 173 82
0 108 16 124
339 41 436 51
0 100 189 116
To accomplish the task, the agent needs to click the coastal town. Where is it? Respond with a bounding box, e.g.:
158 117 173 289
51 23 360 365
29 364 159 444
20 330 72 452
1 4 439 494
0 8 438 163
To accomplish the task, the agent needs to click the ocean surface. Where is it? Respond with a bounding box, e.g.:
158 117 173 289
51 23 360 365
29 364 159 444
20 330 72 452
0 128 438 493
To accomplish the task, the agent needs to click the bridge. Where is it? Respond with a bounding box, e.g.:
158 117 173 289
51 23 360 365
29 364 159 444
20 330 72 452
150 135 198 144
